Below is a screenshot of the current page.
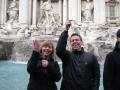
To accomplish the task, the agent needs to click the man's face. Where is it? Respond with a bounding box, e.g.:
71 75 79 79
70 35 82 51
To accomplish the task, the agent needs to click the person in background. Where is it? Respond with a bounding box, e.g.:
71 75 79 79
103 29 120 90
27 40 61 90
56 20 100 90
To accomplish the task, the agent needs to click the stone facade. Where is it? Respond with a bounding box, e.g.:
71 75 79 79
0 0 120 28
0 0 120 63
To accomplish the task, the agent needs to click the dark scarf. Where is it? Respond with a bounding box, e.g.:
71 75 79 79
72 47 84 54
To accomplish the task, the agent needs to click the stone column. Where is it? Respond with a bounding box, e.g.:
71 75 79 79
68 0 77 20
28 0 32 25
32 0 37 26
39 0 43 18
94 0 106 24
0 0 7 25
76 0 81 23
117 2 120 18
19 0 29 24
59 0 63 24
115 1 120 18
5 0 8 22
0 0 2 25
40 0 43 15
67 0 81 23
63 0 68 24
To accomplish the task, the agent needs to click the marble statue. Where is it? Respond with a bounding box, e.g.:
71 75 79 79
1 0 19 35
0 0 32 37
38 0 60 26
1 18 14 34
82 0 94 22
37 0 61 35
40 0 54 25
7 0 18 22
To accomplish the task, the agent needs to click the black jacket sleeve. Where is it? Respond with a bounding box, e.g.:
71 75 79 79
56 31 70 63
103 53 114 90
27 51 42 74
92 55 100 90
47 61 61 82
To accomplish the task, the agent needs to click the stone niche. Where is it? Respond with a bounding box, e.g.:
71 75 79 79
0 41 14 60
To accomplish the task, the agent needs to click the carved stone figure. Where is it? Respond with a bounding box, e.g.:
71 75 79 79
7 0 18 22
1 18 14 34
37 0 61 35
38 0 60 26
40 0 54 25
82 0 94 22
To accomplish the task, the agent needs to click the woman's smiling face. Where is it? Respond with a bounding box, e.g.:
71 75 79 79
41 45 53 56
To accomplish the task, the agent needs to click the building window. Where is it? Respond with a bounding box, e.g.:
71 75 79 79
109 6 115 17
106 0 120 25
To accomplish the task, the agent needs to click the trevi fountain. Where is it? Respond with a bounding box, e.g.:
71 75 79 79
0 0 120 64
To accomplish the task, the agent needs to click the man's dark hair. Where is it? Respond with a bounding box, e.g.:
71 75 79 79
70 33 83 42
116 29 120 37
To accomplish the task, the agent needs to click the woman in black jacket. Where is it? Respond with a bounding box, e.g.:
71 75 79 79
27 40 61 90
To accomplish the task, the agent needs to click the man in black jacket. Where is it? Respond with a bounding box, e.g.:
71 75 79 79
103 29 120 90
56 20 100 90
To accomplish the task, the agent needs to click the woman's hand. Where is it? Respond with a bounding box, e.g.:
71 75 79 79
33 40 40 52
42 60 48 68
